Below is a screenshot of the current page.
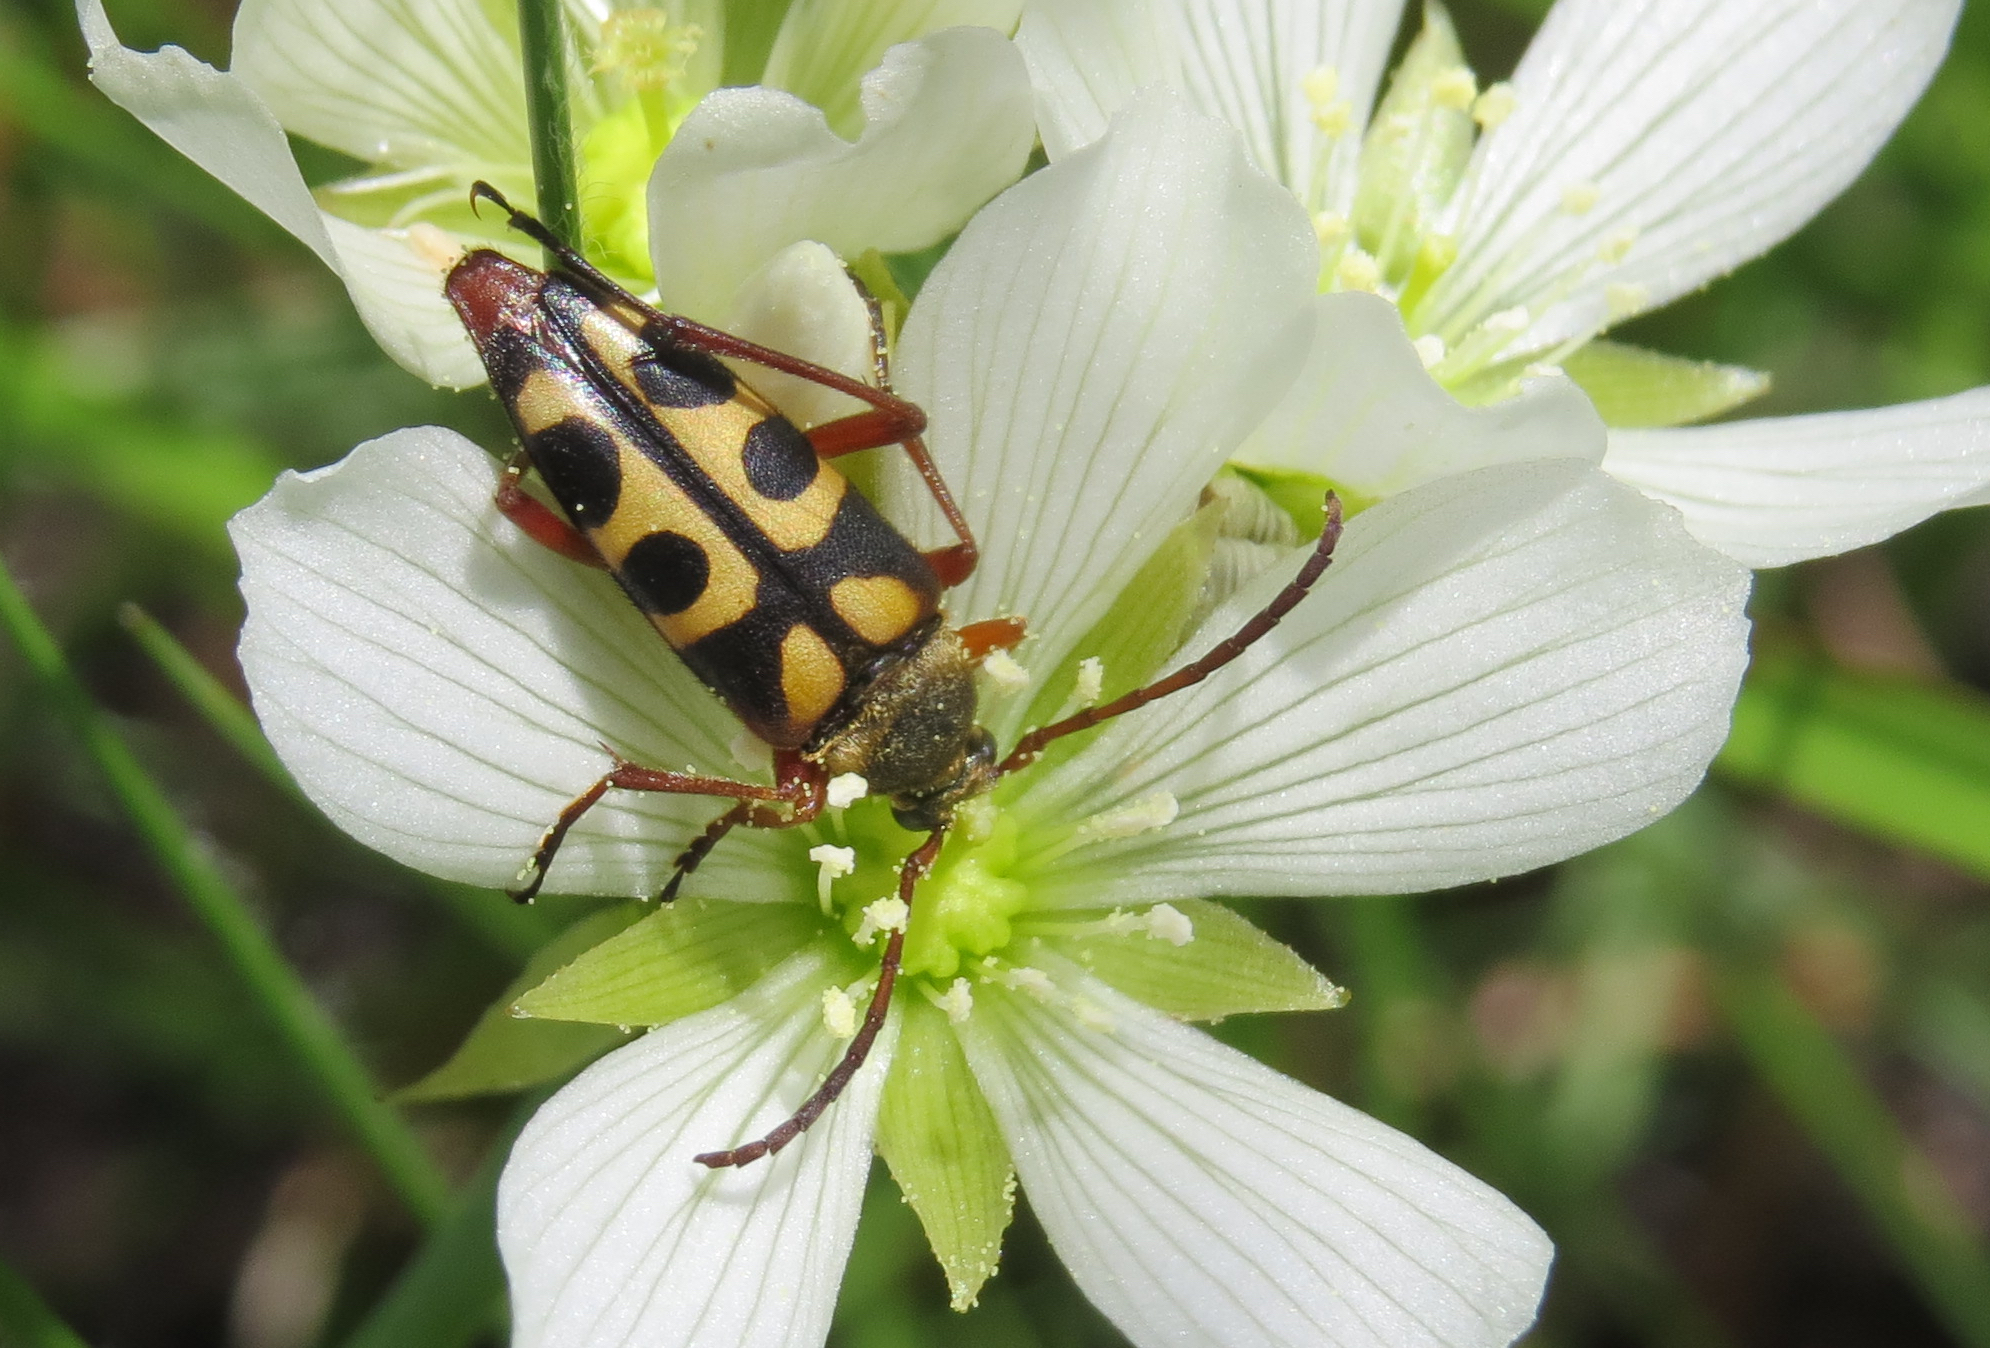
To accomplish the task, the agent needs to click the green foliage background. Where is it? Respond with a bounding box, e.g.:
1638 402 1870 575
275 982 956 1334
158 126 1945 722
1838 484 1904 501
2 0 1990 1345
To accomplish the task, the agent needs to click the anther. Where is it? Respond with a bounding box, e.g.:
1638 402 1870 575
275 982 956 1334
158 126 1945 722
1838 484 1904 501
1472 82 1517 129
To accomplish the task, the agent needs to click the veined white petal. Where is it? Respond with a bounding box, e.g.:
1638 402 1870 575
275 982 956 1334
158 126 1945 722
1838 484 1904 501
230 428 804 899
648 27 1035 323
1421 0 1959 356
961 968 1550 1348
76 0 484 386
231 0 528 172
766 0 1027 137
501 950 892 1348
893 92 1317 723
1016 460 1750 901
1605 387 1990 568
722 241 881 432
1018 0 1407 214
1236 290 1605 498
322 216 488 389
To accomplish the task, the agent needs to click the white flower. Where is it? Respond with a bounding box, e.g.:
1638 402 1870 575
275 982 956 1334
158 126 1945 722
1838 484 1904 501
230 95 1748 1347
76 0 1035 387
1016 0 1990 568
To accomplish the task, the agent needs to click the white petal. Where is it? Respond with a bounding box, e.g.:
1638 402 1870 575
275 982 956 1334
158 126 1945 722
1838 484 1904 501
1018 0 1407 213
893 92 1317 721
722 241 881 432
501 950 892 1348
76 0 484 386
1236 290 1605 498
647 27 1035 323
1015 460 1750 901
961 968 1550 1348
1605 388 1990 568
230 0 528 172
322 216 488 389
1420 0 1959 356
230 427 805 898
765 0 1028 136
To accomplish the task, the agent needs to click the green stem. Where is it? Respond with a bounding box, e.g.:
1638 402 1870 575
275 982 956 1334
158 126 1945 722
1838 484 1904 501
118 602 291 788
0 559 449 1227
1715 958 1990 1348
518 0 580 253
0 1258 90 1348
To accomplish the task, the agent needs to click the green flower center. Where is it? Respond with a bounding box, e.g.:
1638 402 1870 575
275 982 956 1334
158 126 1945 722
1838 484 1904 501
819 797 1032 984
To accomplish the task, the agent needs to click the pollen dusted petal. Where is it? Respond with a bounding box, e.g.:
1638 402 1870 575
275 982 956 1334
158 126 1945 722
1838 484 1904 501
828 575 925 646
781 624 846 728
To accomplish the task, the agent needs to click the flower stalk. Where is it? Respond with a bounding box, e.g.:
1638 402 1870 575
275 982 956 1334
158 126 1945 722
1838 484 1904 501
517 0 580 253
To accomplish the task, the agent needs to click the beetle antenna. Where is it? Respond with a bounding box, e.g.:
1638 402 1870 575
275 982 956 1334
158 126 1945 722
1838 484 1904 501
466 180 647 311
693 828 945 1168
998 494 1344 775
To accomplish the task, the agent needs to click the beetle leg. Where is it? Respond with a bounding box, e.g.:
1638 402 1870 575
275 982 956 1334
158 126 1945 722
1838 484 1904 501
495 454 605 568
694 827 945 1168
956 616 1028 662
998 495 1346 776
657 801 751 902
509 755 795 904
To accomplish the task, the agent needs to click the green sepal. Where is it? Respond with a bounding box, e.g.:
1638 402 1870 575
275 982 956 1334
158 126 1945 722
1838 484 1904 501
1353 2 1475 283
1227 463 1374 537
396 904 647 1102
1012 502 1220 763
515 897 824 1025
1015 899 1348 1021
1561 340 1771 428
876 997 1017 1311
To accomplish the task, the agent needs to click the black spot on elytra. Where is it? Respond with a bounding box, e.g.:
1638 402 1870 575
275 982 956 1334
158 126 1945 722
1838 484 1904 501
526 419 622 526
632 343 736 408
619 530 710 616
741 417 818 502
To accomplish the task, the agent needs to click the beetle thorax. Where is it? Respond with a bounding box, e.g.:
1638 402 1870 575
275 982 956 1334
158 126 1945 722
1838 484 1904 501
809 626 997 829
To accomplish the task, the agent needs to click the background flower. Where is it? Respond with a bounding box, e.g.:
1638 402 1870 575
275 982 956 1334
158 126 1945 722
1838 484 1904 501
1016 0 1990 567
78 0 1035 384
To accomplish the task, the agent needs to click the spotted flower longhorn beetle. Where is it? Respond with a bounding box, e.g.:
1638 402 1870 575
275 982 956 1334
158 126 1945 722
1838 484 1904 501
444 183 1344 1169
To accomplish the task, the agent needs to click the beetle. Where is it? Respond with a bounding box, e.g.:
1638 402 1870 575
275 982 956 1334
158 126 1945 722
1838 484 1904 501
443 183 1343 1167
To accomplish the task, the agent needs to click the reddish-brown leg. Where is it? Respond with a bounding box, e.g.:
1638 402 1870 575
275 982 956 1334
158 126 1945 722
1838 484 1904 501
658 802 751 902
957 616 1028 661
694 828 946 1168
496 455 605 568
998 495 1345 776
509 753 823 903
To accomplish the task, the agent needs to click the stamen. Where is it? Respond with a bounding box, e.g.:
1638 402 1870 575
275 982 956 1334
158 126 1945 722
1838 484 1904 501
1070 997 1117 1033
1142 902 1194 946
1472 82 1517 130
821 985 859 1039
404 223 462 276
1334 247 1381 292
1523 362 1565 380
981 649 1029 692
852 895 910 947
809 843 856 914
1302 65 1352 135
1079 790 1180 840
729 728 773 773
825 772 869 809
1430 66 1478 110
1312 210 1351 251
1414 334 1448 369
922 976 975 1025
1560 182 1600 216
1605 281 1650 321
1597 226 1639 266
986 962 1056 1001
1074 657 1105 709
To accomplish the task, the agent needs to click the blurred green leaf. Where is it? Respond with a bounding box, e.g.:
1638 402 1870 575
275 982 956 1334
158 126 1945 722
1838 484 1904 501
398 905 645 1103
1720 643 1990 881
0 1258 89 1348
